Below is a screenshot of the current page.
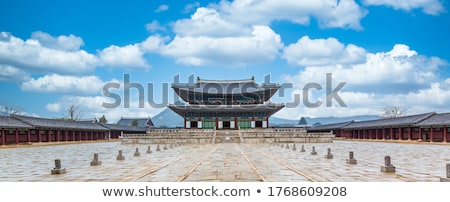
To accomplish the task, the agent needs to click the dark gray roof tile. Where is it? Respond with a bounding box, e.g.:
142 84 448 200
12 115 108 131
0 116 32 128
415 113 450 126
342 112 435 129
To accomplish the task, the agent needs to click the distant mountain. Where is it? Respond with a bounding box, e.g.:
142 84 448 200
151 107 379 128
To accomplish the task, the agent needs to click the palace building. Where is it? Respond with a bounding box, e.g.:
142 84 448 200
168 77 285 129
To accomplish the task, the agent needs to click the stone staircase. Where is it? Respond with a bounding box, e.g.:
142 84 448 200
213 130 241 143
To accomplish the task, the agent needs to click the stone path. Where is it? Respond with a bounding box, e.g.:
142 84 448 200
0 140 449 181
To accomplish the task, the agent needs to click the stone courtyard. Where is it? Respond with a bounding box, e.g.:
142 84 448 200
0 140 449 182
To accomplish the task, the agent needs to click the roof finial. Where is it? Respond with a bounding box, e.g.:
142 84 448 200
197 76 200 82
251 76 254 81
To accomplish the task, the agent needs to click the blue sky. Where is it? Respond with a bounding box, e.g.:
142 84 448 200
0 0 449 123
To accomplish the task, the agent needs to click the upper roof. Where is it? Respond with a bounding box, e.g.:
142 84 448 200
172 77 280 96
116 117 152 128
342 112 435 129
414 113 450 126
307 121 354 132
12 115 108 131
0 116 32 128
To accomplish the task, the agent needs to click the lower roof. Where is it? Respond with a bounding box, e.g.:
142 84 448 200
168 103 285 117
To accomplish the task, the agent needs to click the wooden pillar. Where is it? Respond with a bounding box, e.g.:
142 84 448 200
37 129 41 142
444 126 447 143
15 129 19 144
430 126 434 142
399 128 402 140
27 129 31 143
1 129 4 145
47 130 51 142
64 130 68 141
408 127 412 140
418 127 422 141
72 130 75 141
56 130 60 142
391 127 394 140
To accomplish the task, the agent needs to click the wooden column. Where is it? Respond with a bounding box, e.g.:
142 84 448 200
418 127 422 141
391 127 394 140
27 129 31 143
15 129 19 144
72 130 75 141
430 126 434 142
56 130 60 142
399 128 402 140
37 129 41 142
64 130 68 141
47 130 51 142
408 127 412 140
1 129 5 145
444 126 447 143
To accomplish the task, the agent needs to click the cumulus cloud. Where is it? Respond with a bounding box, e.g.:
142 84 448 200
217 0 367 30
21 74 107 95
0 64 31 82
47 95 163 123
150 25 282 66
145 20 166 32
31 31 84 51
154 4 169 13
0 32 98 74
283 36 366 66
278 42 448 119
363 0 445 15
99 44 150 70
45 102 61 112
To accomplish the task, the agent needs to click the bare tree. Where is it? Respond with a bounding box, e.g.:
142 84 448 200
1 104 22 116
66 104 82 120
380 106 406 118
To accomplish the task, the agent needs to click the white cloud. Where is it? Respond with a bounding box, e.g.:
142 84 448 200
173 7 251 37
278 43 448 119
150 25 282 66
0 64 31 82
217 0 367 29
21 74 107 95
31 31 84 51
282 36 366 66
47 95 163 123
46 102 61 112
154 4 169 13
145 20 166 32
0 32 98 74
99 44 150 70
183 2 200 13
363 0 445 15
283 43 444 88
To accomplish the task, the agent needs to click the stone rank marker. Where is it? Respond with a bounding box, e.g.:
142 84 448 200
286 144 290 149
325 148 333 159
116 150 125 161
292 144 297 151
156 145 161 151
134 148 141 157
346 151 357 164
440 163 450 182
90 153 102 166
51 159 66 174
311 146 317 155
163 144 168 150
146 146 152 154
300 145 305 152
381 155 396 173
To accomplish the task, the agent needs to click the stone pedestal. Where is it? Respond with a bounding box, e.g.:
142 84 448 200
281 144 284 148
134 148 140 157
51 159 66 174
156 145 161 151
346 151 357 164
146 146 152 154
163 144 168 150
292 144 297 151
90 153 102 166
300 145 305 152
325 148 333 159
286 144 290 149
440 164 450 182
311 146 317 155
116 150 125 160
381 156 395 173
